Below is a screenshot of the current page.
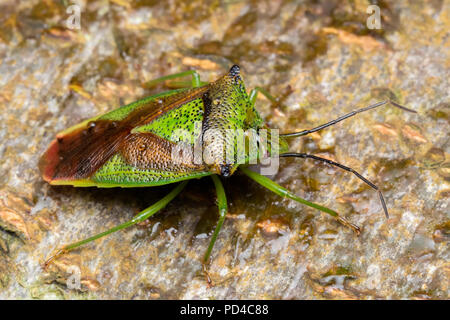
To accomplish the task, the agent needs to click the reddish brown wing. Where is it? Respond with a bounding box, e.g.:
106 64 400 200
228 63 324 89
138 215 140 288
40 86 209 183
39 120 130 181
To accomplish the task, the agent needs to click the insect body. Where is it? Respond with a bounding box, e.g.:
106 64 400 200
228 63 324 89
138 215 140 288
40 65 415 280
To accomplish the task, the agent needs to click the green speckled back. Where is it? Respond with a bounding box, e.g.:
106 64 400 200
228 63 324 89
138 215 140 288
40 67 279 187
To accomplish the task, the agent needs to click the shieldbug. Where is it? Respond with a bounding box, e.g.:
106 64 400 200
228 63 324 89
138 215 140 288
40 65 415 282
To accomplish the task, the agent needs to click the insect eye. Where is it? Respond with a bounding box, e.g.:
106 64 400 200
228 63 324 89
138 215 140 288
220 164 232 177
229 64 240 76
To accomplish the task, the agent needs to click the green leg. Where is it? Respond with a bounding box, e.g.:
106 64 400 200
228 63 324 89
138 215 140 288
44 181 188 268
202 175 228 285
203 175 228 263
240 167 360 234
145 70 207 88
249 87 278 108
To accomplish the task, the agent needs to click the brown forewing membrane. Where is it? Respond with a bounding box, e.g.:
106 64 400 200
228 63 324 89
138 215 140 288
39 86 210 182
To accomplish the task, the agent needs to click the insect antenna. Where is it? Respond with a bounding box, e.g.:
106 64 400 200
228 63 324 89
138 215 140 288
280 153 389 219
280 100 416 138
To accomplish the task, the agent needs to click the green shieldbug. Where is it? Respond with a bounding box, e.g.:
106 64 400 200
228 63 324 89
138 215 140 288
40 65 416 281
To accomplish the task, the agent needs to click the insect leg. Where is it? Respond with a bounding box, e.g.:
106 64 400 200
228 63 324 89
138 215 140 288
44 181 188 268
280 153 389 218
240 167 360 234
202 175 228 285
145 70 207 88
249 87 278 108
281 100 416 138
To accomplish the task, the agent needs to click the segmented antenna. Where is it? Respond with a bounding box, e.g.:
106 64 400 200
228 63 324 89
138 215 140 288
281 100 416 138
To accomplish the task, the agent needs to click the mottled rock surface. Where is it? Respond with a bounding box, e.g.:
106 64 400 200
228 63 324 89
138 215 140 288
0 0 448 299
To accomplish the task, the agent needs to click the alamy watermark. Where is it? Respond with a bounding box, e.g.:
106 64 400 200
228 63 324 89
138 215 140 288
367 5 381 29
66 265 81 290
169 122 281 176
65 2 382 31
66 1 81 30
